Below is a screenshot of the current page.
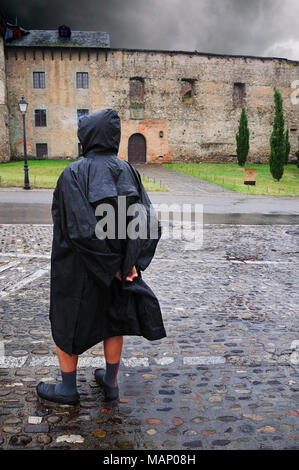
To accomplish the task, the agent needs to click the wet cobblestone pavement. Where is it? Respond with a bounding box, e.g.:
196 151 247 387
0 223 298 450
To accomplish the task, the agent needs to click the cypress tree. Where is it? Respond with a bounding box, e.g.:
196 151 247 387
236 106 250 166
284 126 290 164
269 87 285 181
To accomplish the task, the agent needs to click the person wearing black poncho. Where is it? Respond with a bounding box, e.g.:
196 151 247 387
36 108 166 404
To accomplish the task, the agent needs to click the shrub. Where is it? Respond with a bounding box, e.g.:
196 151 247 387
269 87 285 181
236 106 250 166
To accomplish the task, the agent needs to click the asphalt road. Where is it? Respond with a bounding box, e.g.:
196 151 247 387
0 188 298 225
0 164 298 224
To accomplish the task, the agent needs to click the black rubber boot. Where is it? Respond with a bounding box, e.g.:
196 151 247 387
94 369 119 402
36 382 80 406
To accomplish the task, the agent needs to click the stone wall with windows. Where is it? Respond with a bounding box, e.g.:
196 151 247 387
3 45 299 163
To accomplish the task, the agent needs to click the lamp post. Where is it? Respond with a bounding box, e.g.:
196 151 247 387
18 96 30 190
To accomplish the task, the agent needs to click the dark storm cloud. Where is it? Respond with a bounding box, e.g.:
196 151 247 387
1 0 298 59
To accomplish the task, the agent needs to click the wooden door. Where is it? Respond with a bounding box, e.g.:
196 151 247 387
128 133 146 163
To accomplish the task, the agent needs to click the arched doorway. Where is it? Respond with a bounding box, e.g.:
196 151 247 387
128 133 146 163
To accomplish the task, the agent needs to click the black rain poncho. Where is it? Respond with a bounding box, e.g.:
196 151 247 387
49 108 166 355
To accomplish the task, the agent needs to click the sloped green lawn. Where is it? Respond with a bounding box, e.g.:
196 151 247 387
0 160 167 191
164 163 299 196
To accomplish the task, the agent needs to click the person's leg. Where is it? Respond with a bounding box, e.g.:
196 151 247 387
103 336 123 387
56 346 78 372
54 346 79 396
95 336 123 400
36 346 80 404
104 336 123 364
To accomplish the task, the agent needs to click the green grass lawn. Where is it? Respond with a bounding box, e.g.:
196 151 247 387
0 160 168 192
164 162 299 196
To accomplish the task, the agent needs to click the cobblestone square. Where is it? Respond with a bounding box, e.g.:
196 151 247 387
0 223 298 450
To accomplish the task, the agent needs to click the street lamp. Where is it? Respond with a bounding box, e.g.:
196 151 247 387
18 96 30 190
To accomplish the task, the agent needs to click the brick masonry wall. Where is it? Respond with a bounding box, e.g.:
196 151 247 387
3 46 299 163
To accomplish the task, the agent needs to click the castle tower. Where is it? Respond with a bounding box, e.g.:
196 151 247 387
0 29 10 162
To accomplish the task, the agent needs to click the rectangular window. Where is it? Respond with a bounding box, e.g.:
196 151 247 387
233 82 246 105
181 79 195 102
36 143 48 159
77 109 89 122
76 72 89 89
34 109 47 127
129 77 144 103
33 72 45 89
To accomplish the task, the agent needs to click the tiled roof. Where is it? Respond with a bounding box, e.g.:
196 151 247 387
5 29 110 48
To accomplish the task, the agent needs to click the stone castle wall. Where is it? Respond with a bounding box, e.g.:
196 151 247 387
3 46 299 163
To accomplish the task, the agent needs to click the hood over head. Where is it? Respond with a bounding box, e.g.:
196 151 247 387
77 108 121 156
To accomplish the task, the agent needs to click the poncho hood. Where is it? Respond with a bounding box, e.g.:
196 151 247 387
77 108 121 156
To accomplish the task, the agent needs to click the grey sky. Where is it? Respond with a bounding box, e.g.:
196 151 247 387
1 0 299 59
